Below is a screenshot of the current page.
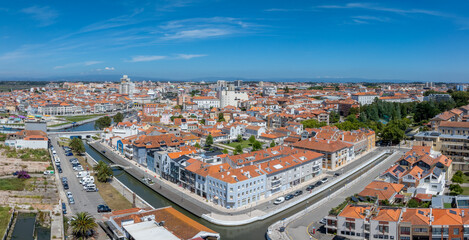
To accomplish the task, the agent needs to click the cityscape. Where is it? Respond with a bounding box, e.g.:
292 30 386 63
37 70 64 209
1 1 469 240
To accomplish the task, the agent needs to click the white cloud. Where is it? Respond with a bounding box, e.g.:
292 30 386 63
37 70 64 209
96 67 115 71
128 55 167 62
162 28 231 40
21 6 58 27
175 54 207 59
84 61 103 66
316 3 446 17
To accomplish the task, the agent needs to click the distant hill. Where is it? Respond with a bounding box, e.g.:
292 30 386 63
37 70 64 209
0 74 433 83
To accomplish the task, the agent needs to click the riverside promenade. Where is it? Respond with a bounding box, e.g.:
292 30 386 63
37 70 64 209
89 140 393 226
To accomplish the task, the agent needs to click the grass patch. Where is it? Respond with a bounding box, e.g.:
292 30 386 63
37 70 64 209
0 206 12 238
57 114 104 123
444 203 453 208
226 140 253 149
0 178 27 191
94 180 133 211
462 187 469 195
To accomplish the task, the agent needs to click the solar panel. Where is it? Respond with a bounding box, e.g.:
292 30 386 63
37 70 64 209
450 210 457 215
418 210 425 215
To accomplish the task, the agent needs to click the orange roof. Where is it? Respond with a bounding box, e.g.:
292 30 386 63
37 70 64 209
338 205 372 219
373 208 401 222
401 208 431 225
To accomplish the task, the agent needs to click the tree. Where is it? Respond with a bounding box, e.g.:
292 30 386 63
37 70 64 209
194 142 201 149
235 145 243 155
69 138 85 154
450 91 469 107
248 135 256 145
206 134 213 147
407 198 419 208
302 119 327 129
113 112 124 124
218 113 225 122
252 141 262 151
237 135 243 142
93 161 113 182
173 105 182 110
329 111 340 123
284 86 290 93
200 119 206 125
70 212 97 239
222 149 228 154
270 140 276 148
450 184 463 195
94 116 112 130
452 171 464 184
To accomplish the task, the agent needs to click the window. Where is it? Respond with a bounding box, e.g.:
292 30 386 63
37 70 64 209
414 228 427 233
379 225 389 233
400 237 410 240
401 227 410 235
345 222 355 230
455 229 460 235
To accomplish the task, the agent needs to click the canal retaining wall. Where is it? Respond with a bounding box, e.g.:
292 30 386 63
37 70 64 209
85 152 153 210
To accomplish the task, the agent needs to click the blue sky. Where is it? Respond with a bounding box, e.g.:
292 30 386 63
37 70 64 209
1 0 469 82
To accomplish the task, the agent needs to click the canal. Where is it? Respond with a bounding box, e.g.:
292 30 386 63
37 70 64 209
84 141 390 240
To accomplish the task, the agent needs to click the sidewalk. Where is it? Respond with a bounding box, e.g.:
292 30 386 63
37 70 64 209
89 140 389 226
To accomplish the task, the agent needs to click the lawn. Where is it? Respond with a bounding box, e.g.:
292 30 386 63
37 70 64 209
0 206 12 238
462 173 469 183
0 178 27 191
58 114 104 123
444 203 453 208
226 140 253 149
462 187 469 195
94 180 133 211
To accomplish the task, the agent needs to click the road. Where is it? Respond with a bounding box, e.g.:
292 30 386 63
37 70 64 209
50 135 107 220
283 148 406 240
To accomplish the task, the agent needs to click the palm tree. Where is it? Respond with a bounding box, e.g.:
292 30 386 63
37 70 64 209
70 212 97 239
93 161 113 182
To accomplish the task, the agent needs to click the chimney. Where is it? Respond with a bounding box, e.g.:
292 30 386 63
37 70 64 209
463 210 465 217
309 138 311 142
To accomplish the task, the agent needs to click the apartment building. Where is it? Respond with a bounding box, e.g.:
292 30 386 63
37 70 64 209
5 130 48 149
131 134 184 166
192 96 220 109
327 205 469 240
293 138 354 170
352 92 379 105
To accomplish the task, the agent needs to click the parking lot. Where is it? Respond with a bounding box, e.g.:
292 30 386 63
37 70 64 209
50 136 107 220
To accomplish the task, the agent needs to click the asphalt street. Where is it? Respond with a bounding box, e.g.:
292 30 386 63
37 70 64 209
284 148 407 240
50 135 107 220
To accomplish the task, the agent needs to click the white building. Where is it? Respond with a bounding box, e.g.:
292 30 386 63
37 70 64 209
5 130 48 149
192 96 220 109
219 90 249 108
351 92 378 105
119 75 136 97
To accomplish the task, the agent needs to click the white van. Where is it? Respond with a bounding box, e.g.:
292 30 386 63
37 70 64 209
76 171 90 178
80 176 94 185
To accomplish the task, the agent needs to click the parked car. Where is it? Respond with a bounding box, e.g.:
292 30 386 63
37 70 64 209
57 166 63 173
294 190 303 196
97 205 111 213
285 194 294 201
65 152 74 156
43 170 54 175
306 185 315 191
315 181 322 187
63 183 69 190
319 218 326 224
334 172 341 177
85 186 97 192
62 203 67 214
61 177 68 183
321 178 328 183
274 197 285 205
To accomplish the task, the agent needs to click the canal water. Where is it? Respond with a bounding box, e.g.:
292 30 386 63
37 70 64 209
10 212 50 240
